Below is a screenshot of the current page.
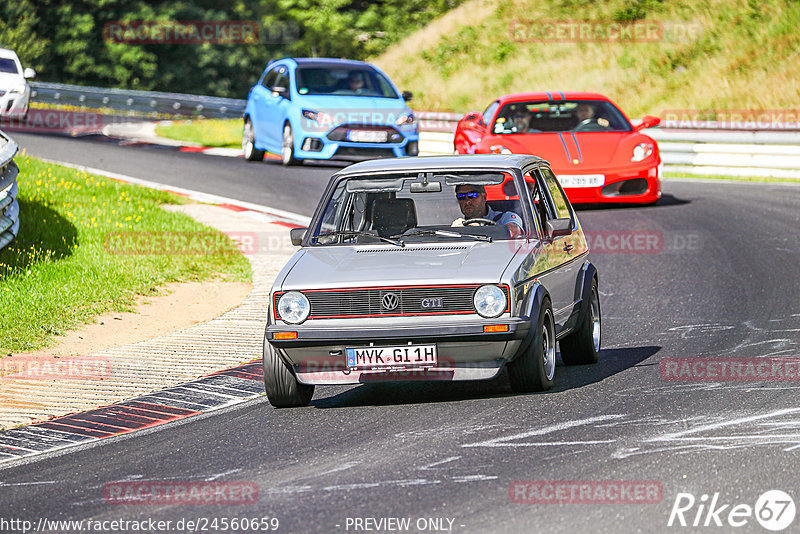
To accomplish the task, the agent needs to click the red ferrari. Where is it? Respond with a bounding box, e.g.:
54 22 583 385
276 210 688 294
454 92 662 204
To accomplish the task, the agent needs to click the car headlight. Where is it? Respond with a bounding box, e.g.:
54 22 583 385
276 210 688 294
631 143 653 162
473 285 507 318
395 112 415 126
301 109 333 124
490 145 512 154
277 291 310 324
9 84 26 95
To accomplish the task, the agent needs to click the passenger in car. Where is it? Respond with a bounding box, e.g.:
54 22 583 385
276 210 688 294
452 184 523 238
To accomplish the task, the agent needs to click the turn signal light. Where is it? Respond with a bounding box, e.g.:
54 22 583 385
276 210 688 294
484 325 509 333
273 332 298 340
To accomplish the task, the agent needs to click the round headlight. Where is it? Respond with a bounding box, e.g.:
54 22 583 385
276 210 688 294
278 291 310 324
473 285 507 318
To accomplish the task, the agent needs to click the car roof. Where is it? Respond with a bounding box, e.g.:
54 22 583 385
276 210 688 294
497 92 612 104
0 48 19 59
282 57 373 69
336 154 547 176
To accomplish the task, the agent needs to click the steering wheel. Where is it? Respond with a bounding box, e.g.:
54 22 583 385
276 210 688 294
573 118 598 131
463 218 497 226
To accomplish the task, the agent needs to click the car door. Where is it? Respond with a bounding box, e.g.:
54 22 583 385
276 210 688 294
536 166 586 329
261 65 293 150
250 66 280 151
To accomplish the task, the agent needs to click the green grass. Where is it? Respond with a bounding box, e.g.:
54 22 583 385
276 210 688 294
374 0 800 116
0 155 251 353
155 119 242 149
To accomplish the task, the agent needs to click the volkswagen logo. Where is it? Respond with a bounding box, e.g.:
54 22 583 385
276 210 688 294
381 292 399 311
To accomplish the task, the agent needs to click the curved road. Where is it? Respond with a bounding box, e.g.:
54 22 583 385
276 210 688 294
3 132 800 533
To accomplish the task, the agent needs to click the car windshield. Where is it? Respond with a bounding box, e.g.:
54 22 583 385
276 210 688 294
295 66 399 98
310 171 529 245
0 58 19 74
492 100 632 133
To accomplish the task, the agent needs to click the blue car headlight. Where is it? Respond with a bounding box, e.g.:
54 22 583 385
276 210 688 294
396 112 416 126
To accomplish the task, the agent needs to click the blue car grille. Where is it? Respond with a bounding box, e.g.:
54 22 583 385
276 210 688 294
327 124 403 144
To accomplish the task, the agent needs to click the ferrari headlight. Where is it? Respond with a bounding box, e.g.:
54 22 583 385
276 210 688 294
277 291 310 324
9 84 26 95
473 285 507 318
631 142 653 162
395 112 415 126
490 145 512 154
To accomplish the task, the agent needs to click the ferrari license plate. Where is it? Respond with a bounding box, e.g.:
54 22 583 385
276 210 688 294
347 129 387 143
346 344 437 369
557 174 605 188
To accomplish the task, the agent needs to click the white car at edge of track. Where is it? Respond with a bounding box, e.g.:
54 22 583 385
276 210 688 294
0 48 36 119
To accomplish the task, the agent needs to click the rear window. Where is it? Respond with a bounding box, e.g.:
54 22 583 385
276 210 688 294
0 58 19 74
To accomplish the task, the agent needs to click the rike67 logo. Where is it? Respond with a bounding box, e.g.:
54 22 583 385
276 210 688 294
668 490 796 531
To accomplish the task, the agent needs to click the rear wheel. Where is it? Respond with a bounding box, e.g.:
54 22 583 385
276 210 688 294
263 337 314 407
560 279 601 365
242 119 264 161
281 123 299 166
508 297 556 393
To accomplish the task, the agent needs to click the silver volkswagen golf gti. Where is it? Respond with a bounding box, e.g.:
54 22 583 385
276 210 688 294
264 154 601 407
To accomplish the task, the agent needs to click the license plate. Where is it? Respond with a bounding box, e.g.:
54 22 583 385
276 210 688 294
557 174 605 188
347 130 387 143
346 344 437 369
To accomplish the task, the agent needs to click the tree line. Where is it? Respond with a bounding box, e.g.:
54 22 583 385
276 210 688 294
0 0 461 98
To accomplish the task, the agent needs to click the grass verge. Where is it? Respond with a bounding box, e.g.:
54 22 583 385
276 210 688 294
155 119 242 148
0 154 251 352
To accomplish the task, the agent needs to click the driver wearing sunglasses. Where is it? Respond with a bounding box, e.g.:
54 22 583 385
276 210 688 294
452 184 523 238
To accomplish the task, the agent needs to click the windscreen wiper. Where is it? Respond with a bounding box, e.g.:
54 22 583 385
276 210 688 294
391 229 492 243
311 230 405 247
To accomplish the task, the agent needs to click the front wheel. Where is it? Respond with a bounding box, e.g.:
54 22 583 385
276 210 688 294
263 337 314 407
560 278 601 365
508 297 556 393
281 123 300 166
242 119 264 161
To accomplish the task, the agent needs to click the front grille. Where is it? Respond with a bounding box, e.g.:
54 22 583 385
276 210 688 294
332 146 395 159
274 284 510 320
327 124 402 143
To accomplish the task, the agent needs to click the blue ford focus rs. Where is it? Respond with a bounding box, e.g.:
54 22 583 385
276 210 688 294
242 58 419 165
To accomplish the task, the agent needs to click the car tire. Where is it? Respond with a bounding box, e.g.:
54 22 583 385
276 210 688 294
281 123 300 166
559 278 601 365
242 118 264 161
263 336 314 408
508 297 556 393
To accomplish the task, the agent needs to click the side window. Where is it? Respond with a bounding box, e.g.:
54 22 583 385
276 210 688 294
274 67 289 90
522 170 546 237
261 67 279 89
541 168 571 220
482 101 499 126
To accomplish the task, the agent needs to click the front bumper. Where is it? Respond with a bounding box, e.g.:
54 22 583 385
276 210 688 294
562 162 661 204
292 126 419 161
0 90 29 117
267 318 530 385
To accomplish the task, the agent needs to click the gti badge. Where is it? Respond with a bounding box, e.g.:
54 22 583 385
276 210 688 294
421 297 444 309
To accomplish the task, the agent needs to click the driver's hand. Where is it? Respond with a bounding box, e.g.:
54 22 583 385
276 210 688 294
451 218 465 227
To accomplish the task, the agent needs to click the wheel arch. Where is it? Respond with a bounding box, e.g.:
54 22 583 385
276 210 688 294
509 281 551 363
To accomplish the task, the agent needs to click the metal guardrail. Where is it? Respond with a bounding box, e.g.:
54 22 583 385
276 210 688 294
0 129 20 251
31 82 246 119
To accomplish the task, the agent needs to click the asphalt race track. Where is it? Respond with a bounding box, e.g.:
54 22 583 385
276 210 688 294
3 132 800 533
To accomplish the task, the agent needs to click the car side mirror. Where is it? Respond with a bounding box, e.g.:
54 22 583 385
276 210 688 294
634 115 660 131
402 90 413 102
272 86 290 99
546 218 572 237
290 227 307 246
23 68 36 79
